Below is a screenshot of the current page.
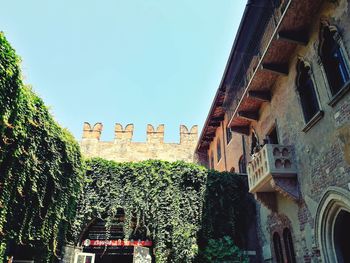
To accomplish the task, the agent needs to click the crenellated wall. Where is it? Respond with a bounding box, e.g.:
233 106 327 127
80 122 198 163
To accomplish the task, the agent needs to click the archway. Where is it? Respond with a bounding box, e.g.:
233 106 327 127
333 210 350 262
315 187 350 263
78 209 152 263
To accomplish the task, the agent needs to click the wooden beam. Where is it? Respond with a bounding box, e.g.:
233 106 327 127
261 63 288 75
277 31 308 46
248 90 271 102
208 122 220 127
230 126 250 135
206 132 216 137
203 137 214 142
238 111 259 121
203 133 215 138
211 116 224 122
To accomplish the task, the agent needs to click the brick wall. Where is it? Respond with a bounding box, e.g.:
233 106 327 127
247 1 350 262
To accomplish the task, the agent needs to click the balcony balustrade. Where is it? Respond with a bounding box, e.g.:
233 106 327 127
247 144 299 211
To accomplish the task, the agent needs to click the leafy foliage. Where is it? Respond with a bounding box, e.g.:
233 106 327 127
198 171 254 246
72 159 250 263
0 32 84 262
0 31 252 263
201 236 248 263
72 159 207 262
195 171 254 263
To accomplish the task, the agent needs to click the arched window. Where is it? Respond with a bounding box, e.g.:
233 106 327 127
283 228 296 263
217 139 221 162
296 60 320 123
273 232 284 263
320 23 350 95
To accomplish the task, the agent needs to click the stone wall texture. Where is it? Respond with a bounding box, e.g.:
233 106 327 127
243 1 350 262
80 122 198 163
202 1 350 262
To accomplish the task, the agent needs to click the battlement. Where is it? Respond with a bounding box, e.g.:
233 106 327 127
82 122 198 144
82 122 103 140
81 122 198 163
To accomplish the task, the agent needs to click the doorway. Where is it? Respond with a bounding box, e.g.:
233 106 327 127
334 210 350 263
315 187 350 263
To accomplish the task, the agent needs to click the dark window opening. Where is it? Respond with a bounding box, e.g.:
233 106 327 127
296 60 320 123
217 139 221 162
210 151 214 169
273 232 284 263
250 131 259 155
320 25 350 95
238 155 246 174
266 126 279 144
283 228 296 263
226 127 232 144
334 210 350 263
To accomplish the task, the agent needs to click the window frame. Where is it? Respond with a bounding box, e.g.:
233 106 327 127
295 59 324 132
283 228 296 263
273 232 285 263
319 22 350 106
296 60 322 122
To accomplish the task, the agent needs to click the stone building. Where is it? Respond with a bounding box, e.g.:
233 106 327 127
196 0 350 262
81 122 198 163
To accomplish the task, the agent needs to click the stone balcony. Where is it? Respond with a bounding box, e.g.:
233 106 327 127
247 144 299 211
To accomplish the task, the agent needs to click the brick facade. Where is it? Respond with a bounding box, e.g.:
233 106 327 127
197 0 350 262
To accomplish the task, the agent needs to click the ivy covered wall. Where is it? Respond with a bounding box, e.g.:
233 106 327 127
0 32 254 263
0 32 84 262
71 159 251 263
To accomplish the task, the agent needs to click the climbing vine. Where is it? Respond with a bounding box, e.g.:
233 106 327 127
0 32 84 262
196 171 254 262
72 159 251 263
0 31 253 263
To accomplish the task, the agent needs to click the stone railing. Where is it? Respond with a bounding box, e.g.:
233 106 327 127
247 144 297 194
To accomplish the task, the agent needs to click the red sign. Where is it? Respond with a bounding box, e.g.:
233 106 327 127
83 239 152 247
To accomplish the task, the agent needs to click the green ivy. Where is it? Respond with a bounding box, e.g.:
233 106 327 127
200 236 248 263
0 31 253 263
197 171 254 249
71 159 251 263
0 32 84 262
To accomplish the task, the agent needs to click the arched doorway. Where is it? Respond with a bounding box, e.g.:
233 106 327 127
78 209 152 263
315 187 350 263
333 210 350 262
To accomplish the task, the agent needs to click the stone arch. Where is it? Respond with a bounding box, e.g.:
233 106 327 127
74 208 152 263
315 186 350 263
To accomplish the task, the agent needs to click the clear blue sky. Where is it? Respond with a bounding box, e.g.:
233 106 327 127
1 0 246 142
